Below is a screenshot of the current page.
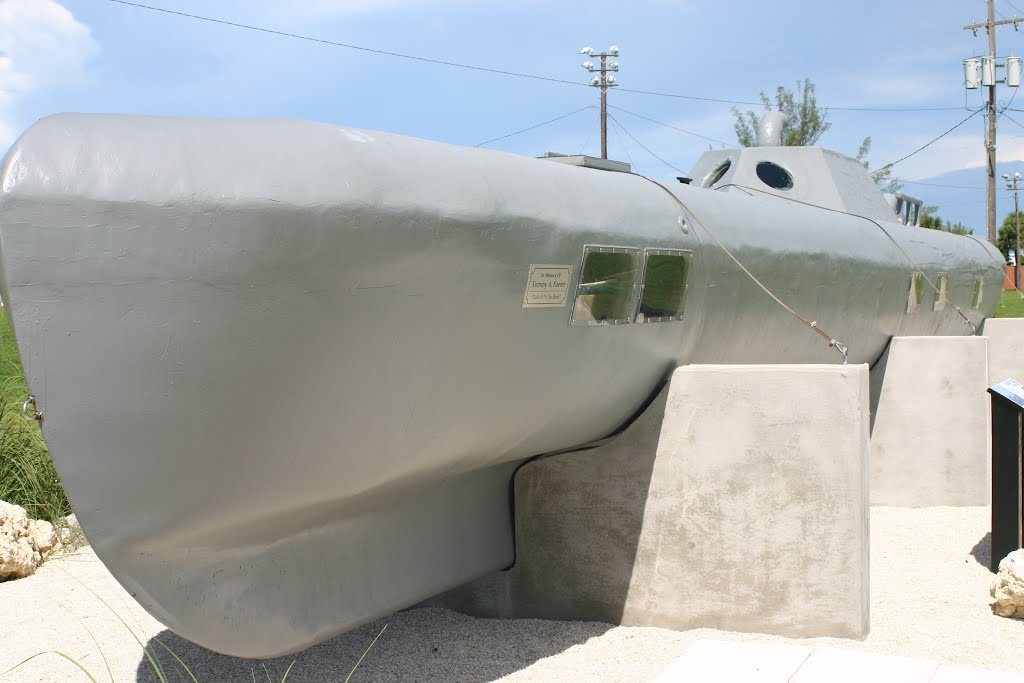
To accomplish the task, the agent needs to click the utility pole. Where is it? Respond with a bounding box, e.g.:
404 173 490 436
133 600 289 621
579 45 620 160
1004 172 1023 289
964 3 1023 244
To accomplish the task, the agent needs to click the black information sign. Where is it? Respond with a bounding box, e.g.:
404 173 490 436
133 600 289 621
988 378 1024 572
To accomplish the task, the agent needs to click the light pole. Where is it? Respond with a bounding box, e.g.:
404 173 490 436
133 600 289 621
579 45 620 160
1003 171 1023 289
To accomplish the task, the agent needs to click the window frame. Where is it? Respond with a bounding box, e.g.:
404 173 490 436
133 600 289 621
932 273 948 312
971 276 984 310
906 271 925 314
635 248 693 324
569 244 642 327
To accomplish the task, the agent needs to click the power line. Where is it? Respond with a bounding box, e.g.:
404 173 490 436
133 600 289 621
607 117 636 166
104 0 967 114
613 85 965 111
474 106 594 147
607 104 735 147
605 114 686 174
1004 0 1024 17
576 129 593 155
104 0 588 89
870 107 986 174
827 105 967 112
1000 85 1020 113
897 179 986 190
1001 109 1024 131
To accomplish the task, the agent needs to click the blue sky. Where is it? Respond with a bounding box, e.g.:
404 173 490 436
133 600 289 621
4 0 1024 230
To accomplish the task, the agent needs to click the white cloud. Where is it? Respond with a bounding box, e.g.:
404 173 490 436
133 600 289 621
0 0 97 146
838 73 956 108
889 131 1024 180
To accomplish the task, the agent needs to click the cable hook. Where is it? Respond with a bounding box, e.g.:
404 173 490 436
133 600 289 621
22 395 43 422
829 340 849 365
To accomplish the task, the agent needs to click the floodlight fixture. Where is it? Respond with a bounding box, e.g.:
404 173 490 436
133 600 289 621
579 46 594 55
581 61 594 70
608 61 619 70
609 45 620 56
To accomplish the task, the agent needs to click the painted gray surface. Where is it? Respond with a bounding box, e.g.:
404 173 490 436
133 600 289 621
982 318 1024 387
869 336 990 506
756 111 787 147
0 113 1004 656
431 364 870 638
692 146 926 226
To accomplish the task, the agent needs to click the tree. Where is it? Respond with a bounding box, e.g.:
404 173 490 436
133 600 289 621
998 212 1023 262
921 209 974 236
731 78 830 147
854 137 902 195
943 221 974 236
731 78 900 193
919 209 944 231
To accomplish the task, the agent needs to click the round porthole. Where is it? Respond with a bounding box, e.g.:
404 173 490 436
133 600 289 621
703 160 731 188
755 161 793 190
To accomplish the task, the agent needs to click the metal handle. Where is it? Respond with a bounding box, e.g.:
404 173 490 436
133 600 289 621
22 395 42 422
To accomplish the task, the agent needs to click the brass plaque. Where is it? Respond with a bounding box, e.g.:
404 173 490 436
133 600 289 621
522 265 572 308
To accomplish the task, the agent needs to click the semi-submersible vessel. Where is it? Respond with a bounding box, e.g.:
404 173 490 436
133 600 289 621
0 113 1006 657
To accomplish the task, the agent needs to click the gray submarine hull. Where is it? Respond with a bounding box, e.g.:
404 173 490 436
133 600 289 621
0 114 1004 657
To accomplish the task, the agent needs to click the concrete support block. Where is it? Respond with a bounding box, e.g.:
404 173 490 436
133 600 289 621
430 364 870 639
983 318 1024 387
869 336 989 507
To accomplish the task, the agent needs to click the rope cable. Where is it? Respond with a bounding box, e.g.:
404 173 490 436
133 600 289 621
719 183 988 333
628 175 850 362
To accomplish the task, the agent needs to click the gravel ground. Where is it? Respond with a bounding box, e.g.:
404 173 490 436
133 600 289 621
0 506 1021 682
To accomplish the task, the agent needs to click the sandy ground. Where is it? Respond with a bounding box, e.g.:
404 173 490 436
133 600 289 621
0 506 1022 682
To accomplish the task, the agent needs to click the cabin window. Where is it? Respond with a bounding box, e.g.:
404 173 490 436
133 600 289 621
972 277 984 310
571 245 640 326
906 272 925 313
703 160 731 188
637 249 691 323
933 273 948 312
755 161 794 190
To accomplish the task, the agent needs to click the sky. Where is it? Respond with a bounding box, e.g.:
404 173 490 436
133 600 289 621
2 0 1023 231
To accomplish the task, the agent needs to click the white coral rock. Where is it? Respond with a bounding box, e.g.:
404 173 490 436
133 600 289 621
29 519 57 554
0 501 41 580
0 500 62 581
991 548 1024 618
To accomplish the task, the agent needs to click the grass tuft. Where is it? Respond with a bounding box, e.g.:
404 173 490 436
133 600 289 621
996 289 1024 318
0 309 71 524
